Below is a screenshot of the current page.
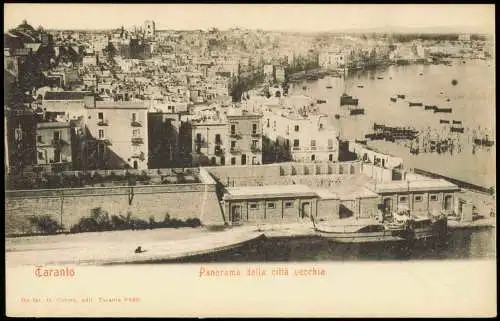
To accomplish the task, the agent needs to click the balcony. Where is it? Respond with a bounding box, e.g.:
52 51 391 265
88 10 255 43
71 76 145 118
214 146 224 156
97 119 109 126
327 146 335 150
230 147 241 154
131 137 144 145
51 139 64 147
230 133 242 139
195 141 208 148
311 146 317 151
131 121 142 127
251 132 261 137
292 146 301 151
250 146 261 153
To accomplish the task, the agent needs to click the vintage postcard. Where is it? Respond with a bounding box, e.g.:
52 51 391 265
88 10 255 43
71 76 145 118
4 3 496 317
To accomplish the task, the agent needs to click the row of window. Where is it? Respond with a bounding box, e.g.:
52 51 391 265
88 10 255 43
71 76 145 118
398 194 440 203
290 139 335 148
97 112 138 122
249 201 294 210
230 123 260 135
97 129 141 139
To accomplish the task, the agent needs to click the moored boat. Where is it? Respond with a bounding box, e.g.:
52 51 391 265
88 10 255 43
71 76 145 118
390 97 397 102
409 102 423 107
397 94 406 99
434 107 452 113
311 211 447 244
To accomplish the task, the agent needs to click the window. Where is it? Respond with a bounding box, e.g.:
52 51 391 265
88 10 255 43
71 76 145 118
249 203 258 210
231 141 236 148
37 135 42 143
252 123 257 134
215 134 221 144
98 112 103 120
132 113 136 122
293 139 300 147
329 154 333 161
328 139 334 149
310 140 316 149
98 129 104 139
231 157 236 165
430 194 439 201
133 129 140 136
284 201 293 208
53 131 60 140
414 194 423 202
294 125 299 132
266 119 270 127
241 154 246 165
196 133 202 143
399 196 408 203
267 202 275 209
252 140 258 149
38 152 43 159
311 154 315 161
231 124 236 134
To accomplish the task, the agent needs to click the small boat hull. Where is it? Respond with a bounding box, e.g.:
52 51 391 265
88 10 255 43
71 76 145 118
316 230 406 243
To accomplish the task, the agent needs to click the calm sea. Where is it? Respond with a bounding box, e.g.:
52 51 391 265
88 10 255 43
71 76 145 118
288 60 496 188
164 228 496 262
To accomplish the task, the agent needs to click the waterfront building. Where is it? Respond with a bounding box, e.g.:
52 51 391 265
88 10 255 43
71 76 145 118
222 184 319 224
318 50 347 70
349 142 403 169
84 100 149 170
366 176 461 219
262 106 339 163
35 121 73 171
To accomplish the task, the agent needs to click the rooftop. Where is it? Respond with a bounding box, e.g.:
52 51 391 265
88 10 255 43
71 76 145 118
44 91 92 101
371 178 460 194
89 101 149 110
224 184 317 201
36 121 71 129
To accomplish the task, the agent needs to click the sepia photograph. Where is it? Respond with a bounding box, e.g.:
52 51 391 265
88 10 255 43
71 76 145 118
4 3 496 317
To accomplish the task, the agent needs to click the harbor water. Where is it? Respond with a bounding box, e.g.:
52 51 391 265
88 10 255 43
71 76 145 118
288 60 496 188
164 227 496 263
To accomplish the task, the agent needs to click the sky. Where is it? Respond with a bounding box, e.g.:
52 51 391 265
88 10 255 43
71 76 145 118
4 4 495 34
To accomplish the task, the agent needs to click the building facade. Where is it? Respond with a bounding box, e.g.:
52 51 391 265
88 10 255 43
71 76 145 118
35 121 73 170
222 185 319 224
85 101 149 170
226 110 263 166
263 107 339 163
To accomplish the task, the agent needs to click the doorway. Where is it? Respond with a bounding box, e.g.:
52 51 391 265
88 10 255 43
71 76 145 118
301 202 310 219
383 197 393 215
231 205 242 224
444 195 453 211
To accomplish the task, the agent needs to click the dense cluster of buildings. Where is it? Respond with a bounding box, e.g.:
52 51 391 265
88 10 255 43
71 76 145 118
4 20 490 230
